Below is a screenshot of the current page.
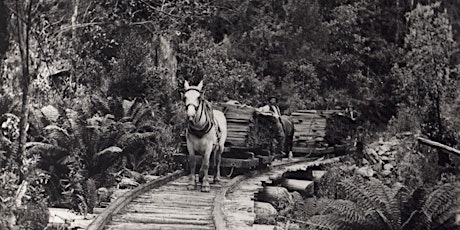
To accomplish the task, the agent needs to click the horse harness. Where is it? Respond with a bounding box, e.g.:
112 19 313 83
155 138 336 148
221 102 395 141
185 88 220 139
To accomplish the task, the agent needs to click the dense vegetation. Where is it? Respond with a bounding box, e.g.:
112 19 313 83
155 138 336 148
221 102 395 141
0 0 459 229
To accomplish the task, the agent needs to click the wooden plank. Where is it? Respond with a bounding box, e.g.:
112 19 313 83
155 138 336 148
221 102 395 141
111 214 210 225
125 203 212 211
114 212 212 221
124 206 211 214
106 223 214 230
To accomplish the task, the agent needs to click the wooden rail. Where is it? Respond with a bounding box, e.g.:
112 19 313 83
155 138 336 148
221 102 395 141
417 137 460 157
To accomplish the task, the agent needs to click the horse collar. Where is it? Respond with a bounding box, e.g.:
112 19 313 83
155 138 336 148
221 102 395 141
187 100 214 138
188 119 213 138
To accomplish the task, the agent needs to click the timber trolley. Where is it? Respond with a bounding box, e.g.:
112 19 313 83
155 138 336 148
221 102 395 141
174 102 356 175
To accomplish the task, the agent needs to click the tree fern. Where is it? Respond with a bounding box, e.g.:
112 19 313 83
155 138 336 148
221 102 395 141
423 183 460 219
323 199 367 224
307 213 367 230
339 177 386 212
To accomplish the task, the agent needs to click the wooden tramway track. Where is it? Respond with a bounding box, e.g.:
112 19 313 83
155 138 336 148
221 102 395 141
86 155 344 230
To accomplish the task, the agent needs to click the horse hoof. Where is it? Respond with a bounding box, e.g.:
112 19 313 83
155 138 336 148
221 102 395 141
213 177 221 184
187 184 196 190
201 186 210 192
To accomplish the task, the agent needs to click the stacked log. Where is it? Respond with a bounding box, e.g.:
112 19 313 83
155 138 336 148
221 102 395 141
324 113 356 146
216 102 256 150
290 110 331 154
291 110 353 155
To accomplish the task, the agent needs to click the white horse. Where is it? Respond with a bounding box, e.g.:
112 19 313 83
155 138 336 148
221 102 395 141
183 80 227 192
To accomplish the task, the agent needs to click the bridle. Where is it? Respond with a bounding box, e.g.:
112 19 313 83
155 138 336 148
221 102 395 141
184 88 213 137
184 88 203 117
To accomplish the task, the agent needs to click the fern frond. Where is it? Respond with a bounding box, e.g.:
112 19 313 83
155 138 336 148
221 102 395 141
307 214 362 230
90 94 110 115
117 132 156 148
44 125 71 145
401 210 430 230
339 178 384 211
364 208 394 230
94 146 123 159
366 178 404 227
25 142 67 157
117 121 136 133
323 199 366 224
135 119 157 132
131 105 155 127
423 183 460 221
305 198 335 216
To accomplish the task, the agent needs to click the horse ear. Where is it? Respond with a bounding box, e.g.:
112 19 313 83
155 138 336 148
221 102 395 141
197 80 204 91
184 80 190 90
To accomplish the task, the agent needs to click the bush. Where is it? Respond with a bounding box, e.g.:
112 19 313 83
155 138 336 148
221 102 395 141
387 107 421 136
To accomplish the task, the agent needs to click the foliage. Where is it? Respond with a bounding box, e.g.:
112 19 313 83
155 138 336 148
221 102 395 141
177 30 268 105
387 107 421 135
315 162 355 199
391 2 458 145
306 176 460 230
0 0 459 224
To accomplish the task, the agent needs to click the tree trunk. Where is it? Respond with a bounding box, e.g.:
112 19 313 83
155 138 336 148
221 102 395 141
16 0 32 180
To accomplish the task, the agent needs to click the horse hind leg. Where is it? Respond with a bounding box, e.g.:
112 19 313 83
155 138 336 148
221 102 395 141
213 146 222 183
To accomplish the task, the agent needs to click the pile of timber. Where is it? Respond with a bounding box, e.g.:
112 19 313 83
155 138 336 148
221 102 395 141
216 102 256 150
324 112 356 146
290 110 344 155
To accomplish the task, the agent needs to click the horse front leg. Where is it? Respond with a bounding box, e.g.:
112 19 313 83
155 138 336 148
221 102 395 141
213 146 222 183
200 145 213 192
187 146 197 190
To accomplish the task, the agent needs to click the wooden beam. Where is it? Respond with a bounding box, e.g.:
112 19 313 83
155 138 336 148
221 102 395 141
417 137 460 157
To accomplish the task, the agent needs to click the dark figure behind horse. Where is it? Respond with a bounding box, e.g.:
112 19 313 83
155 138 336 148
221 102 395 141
255 113 294 156
280 115 294 155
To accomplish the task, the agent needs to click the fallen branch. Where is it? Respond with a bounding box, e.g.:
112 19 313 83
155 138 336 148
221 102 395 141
417 137 460 157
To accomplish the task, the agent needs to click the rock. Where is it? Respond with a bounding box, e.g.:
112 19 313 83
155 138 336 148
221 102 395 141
383 163 394 171
288 223 301 230
378 145 390 154
281 179 314 196
257 186 293 208
96 187 109 203
362 158 369 165
41 105 60 122
118 178 139 189
122 99 135 115
366 148 378 157
380 156 395 162
355 166 375 177
291 192 303 203
254 202 277 224
311 170 327 181
381 170 392 177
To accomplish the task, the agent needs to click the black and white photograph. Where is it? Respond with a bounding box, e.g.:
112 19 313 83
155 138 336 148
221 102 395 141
0 0 459 229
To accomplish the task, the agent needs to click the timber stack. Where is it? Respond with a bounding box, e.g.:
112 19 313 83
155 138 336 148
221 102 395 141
216 102 256 154
291 110 347 156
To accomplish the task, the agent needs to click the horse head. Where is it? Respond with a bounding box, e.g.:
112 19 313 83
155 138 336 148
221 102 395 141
184 80 204 122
